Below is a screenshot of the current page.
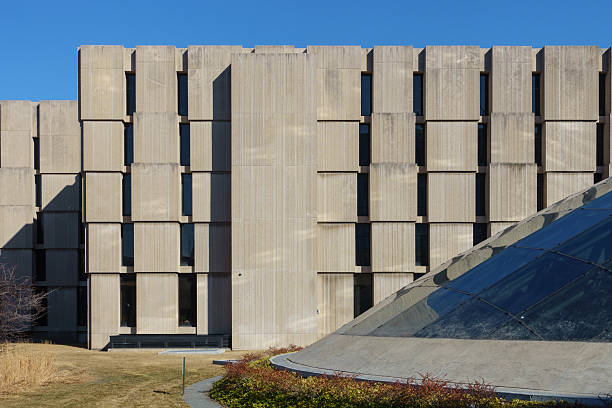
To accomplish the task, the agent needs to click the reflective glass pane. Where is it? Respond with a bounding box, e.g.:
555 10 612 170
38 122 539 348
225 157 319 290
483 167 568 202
516 209 612 249
122 174 131 216
556 216 612 264
479 74 489 116
120 275 136 327
415 124 425 166
413 74 423 116
417 174 427 217
355 223 371 266
359 124 370 166
178 275 196 326
583 191 612 210
479 253 591 315
354 273 373 318
445 246 545 295
477 124 487 166
357 173 369 216
180 124 190 166
415 223 429 266
124 124 133 165
182 174 192 216
361 74 371 116
121 224 134 266
126 73 136 116
487 318 539 340
178 73 188 116
181 223 194 266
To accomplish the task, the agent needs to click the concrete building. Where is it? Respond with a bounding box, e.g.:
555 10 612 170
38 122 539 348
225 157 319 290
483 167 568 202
0 45 610 349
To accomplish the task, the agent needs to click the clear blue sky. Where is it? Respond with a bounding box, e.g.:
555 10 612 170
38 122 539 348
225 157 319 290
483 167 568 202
2 0 611 100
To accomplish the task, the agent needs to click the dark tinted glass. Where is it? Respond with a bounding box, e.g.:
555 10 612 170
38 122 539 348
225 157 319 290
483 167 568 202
556 215 612 264
417 174 427 216
479 74 489 116
354 273 373 318
35 174 42 207
477 124 487 166
361 74 372 116
537 173 544 211
415 223 429 266
33 138 40 170
415 124 425 166
180 223 194 266
532 73 540 116
359 124 370 166
597 123 604 166
534 124 542 166
473 223 487 246
33 287 47 326
182 174 192 216
122 174 131 216
124 124 133 166
78 249 86 281
121 224 134 266
77 286 87 326
180 124 190 166
475 174 486 216
178 73 188 116
600 72 607 117
36 212 44 244
413 74 423 116
126 73 136 115
595 173 603 184
120 274 136 327
583 191 612 209
355 223 371 266
178 275 196 326
35 250 46 281
357 174 369 216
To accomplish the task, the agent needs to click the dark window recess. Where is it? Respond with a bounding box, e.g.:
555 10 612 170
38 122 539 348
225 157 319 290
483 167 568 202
359 124 370 166
78 249 86 281
600 73 607 117
126 73 136 115
357 174 369 216
361 74 372 116
36 212 44 244
534 124 542 166
417 173 427 216
122 174 131 216
415 223 429 266
180 223 194 266
480 73 489 116
413 73 423 116
180 124 190 166
178 275 196 327
77 286 87 326
35 175 42 208
35 250 46 282
124 124 134 166
415 124 426 166
178 73 188 116
478 124 487 166
182 174 192 216
537 173 544 211
476 174 486 217
120 274 136 327
121 224 134 267
597 123 604 166
354 273 373 318
473 223 488 246
355 223 371 266
79 220 85 245
595 173 603 184
33 138 40 171
532 73 541 116
33 287 48 326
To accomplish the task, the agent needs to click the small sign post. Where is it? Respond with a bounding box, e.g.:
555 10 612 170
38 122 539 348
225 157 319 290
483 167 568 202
182 356 185 395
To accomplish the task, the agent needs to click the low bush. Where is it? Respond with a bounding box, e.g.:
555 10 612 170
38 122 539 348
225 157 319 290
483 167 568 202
210 346 588 408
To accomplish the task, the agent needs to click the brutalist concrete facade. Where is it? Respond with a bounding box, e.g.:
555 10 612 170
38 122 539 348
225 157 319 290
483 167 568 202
0 45 610 349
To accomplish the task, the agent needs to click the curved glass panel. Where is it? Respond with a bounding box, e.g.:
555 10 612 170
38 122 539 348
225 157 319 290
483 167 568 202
487 319 539 340
479 253 591 315
556 216 612 264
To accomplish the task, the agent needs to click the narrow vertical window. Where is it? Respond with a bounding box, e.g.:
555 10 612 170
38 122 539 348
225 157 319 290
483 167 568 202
178 275 196 326
357 173 369 217
534 124 542 166
413 73 423 116
415 124 426 166
180 124 190 166
180 223 194 266
78 249 86 281
33 138 40 171
473 223 488 246
417 173 427 216
600 73 607 117
537 173 544 211
353 273 373 318
355 223 371 266
35 174 42 207
126 73 136 115
480 73 489 116
415 223 429 266
594 173 603 184
36 212 44 244
121 223 134 267
33 287 48 326
476 174 486 217
597 123 604 166
478 124 487 166
359 124 370 166
124 124 133 166
77 286 87 327
79 220 85 245
120 274 136 327
122 174 131 216
178 73 188 116
361 73 372 116
35 250 46 281
532 73 541 116
182 174 192 216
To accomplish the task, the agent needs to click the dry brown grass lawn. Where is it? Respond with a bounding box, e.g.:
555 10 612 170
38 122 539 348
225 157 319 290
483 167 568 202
0 343 248 407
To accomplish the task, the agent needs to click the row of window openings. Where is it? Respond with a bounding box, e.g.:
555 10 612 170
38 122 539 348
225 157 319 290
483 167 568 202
125 73 188 116
123 123 190 166
362 73 608 117
33 286 87 327
121 173 192 218
119 223 193 267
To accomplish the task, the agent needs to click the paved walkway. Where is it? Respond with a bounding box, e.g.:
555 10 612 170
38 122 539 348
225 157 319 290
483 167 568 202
182 376 223 408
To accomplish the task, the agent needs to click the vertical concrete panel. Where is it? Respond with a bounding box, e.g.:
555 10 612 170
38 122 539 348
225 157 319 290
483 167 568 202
317 122 359 172
134 223 179 273
490 46 532 114
192 173 231 222
131 163 180 221
370 113 415 164
90 273 120 349
427 173 475 222
317 223 355 273
194 223 231 273
316 273 353 338
0 206 33 248
371 222 415 272
488 164 537 222
544 172 593 207
317 173 357 222
41 174 80 212
543 121 596 172
83 121 124 171
190 121 231 171
136 273 178 334
373 273 413 304
0 168 34 205
87 222 121 273
133 112 179 164
0 101 34 168
85 173 122 222
489 113 534 163
79 45 125 120
425 122 478 171
39 101 81 173
135 46 177 113
372 46 413 113
489 221 516 237
370 163 417 221
195 273 232 334
429 223 473 268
